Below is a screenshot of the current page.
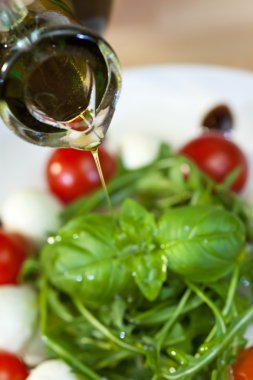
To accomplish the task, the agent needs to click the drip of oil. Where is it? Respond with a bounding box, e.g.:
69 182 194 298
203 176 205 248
91 147 112 211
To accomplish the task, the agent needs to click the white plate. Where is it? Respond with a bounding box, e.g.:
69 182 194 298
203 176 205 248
1 64 253 207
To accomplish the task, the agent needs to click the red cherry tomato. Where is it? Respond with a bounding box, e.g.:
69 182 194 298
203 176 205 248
0 351 29 380
179 132 248 192
0 230 28 285
232 346 253 380
46 146 117 204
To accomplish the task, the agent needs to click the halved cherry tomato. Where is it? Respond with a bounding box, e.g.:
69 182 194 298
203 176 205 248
232 346 253 380
0 351 29 380
0 230 28 285
46 146 117 204
179 132 248 192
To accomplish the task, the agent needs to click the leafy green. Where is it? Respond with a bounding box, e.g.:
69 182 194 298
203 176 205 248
157 205 245 282
41 214 134 308
116 199 166 301
32 143 253 379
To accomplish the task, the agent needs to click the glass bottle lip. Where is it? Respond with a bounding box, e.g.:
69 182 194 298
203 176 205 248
0 23 117 73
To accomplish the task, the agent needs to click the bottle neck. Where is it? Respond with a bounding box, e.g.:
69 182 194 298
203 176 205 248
0 0 76 63
0 0 76 33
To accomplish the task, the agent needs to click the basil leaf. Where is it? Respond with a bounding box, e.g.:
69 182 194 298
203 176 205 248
117 198 156 245
115 200 166 300
41 214 134 307
129 251 167 301
157 205 245 282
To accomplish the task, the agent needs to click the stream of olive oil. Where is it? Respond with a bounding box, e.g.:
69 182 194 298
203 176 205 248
91 148 112 211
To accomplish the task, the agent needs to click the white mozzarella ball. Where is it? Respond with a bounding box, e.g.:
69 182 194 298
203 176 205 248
27 360 80 380
107 132 160 169
0 189 62 244
0 285 37 353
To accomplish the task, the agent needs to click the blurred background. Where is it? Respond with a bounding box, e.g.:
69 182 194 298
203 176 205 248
105 0 253 69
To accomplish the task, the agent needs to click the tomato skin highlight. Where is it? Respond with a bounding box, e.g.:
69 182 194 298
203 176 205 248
46 146 117 204
0 230 28 285
0 351 29 380
233 346 253 380
179 132 248 192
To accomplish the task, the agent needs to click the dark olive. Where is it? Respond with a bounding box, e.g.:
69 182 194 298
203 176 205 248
202 104 233 134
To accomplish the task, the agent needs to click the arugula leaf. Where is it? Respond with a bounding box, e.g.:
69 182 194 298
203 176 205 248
157 205 245 282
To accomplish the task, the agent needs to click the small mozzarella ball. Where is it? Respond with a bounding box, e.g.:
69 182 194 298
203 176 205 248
1 189 62 245
0 285 37 353
27 360 80 380
107 132 160 169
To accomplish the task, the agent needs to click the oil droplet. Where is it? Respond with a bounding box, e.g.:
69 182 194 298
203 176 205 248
127 296 134 303
74 274 83 282
242 278 250 287
47 236 55 244
199 344 209 353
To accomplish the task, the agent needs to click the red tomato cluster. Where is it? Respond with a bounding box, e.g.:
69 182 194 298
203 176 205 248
179 132 249 192
45 135 249 205
46 146 117 204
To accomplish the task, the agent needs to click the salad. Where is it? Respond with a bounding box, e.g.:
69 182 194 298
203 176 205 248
0 120 253 380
